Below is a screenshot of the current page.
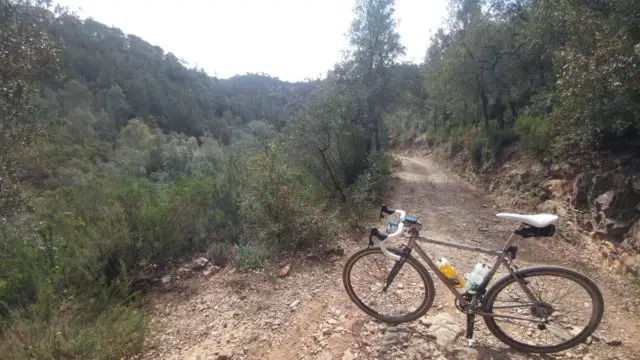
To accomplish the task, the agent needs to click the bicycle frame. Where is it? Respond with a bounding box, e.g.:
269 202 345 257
377 225 541 322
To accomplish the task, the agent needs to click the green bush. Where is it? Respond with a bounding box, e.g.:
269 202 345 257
462 125 516 166
206 242 232 267
514 115 554 156
234 244 270 270
340 151 392 229
0 212 148 359
445 125 466 156
0 296 147 360
484 125 516 160
238 139 341 252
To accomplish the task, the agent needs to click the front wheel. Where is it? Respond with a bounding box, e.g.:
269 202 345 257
342 247 435 324
482 266 604 353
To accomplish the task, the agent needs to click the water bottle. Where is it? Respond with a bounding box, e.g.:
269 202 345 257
464 263 491 294
437 258 465 288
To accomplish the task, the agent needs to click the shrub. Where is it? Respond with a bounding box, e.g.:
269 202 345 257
0 212 148 359
484 125 516 160
0 296 147 360
234 243 270 270
446 125 466 156
463 125 516 166
514 115 554 156
206 242 232 267
238 138 341 252
342 151 393 228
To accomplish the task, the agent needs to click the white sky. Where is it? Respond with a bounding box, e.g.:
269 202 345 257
55 0 448 82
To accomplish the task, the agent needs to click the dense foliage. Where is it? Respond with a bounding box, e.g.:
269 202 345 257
47 12 317 139
389 0 640 165
0 0 401 358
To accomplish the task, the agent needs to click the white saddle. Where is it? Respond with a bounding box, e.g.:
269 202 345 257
496 213 559 228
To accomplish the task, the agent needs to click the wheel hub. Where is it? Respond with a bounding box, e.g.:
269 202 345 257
530 302 553 318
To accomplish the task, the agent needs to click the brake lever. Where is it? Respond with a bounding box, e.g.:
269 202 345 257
379 204 395 219
368 228 388 247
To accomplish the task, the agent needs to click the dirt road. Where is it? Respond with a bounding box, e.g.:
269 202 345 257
137 155 640 360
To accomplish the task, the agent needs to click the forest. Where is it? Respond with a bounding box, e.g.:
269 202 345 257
390 0 640 165
1 0 638 358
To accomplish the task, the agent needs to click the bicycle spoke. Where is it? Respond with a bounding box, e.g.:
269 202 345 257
534 276 546 303
361 286 383 305
549 282 578 306
371 256 387 279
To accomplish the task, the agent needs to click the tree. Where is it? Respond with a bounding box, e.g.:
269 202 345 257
346 0 405 151
536 0 640 152
406 0 639 161
0 0 63 215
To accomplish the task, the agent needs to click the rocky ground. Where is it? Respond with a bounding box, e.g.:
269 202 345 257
135 155 640 360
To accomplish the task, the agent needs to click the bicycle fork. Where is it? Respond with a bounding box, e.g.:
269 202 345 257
383 246 411 291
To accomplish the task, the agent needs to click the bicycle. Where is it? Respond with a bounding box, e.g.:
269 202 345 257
342 205 604 354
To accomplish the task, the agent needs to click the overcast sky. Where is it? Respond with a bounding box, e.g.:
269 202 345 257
55 0 448 82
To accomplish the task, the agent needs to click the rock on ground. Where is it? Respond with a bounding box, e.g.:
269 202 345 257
423 312 464 348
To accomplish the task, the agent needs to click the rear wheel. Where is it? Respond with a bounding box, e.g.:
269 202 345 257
342 247 435 324
482 266 604 353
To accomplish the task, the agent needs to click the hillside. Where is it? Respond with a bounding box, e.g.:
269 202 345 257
49 13 317 137
0 0 403 358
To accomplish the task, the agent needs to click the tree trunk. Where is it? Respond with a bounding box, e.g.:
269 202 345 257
539 65 546 87
473 99 479 126
463 101 468 126
442 103 447 126
480 90 489 129
493 95 506 130
491 87 507 129
373 108 381 152
497 108 505 129
510 101 518 119
319 148 346 202
507 90 518 120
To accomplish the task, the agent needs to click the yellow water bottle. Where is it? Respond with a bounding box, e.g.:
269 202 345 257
437 258 465 288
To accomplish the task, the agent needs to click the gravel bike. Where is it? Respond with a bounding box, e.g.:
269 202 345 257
342 205 604 353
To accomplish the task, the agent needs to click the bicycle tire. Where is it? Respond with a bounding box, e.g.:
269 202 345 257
342 247 435 324
482 266 604 353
